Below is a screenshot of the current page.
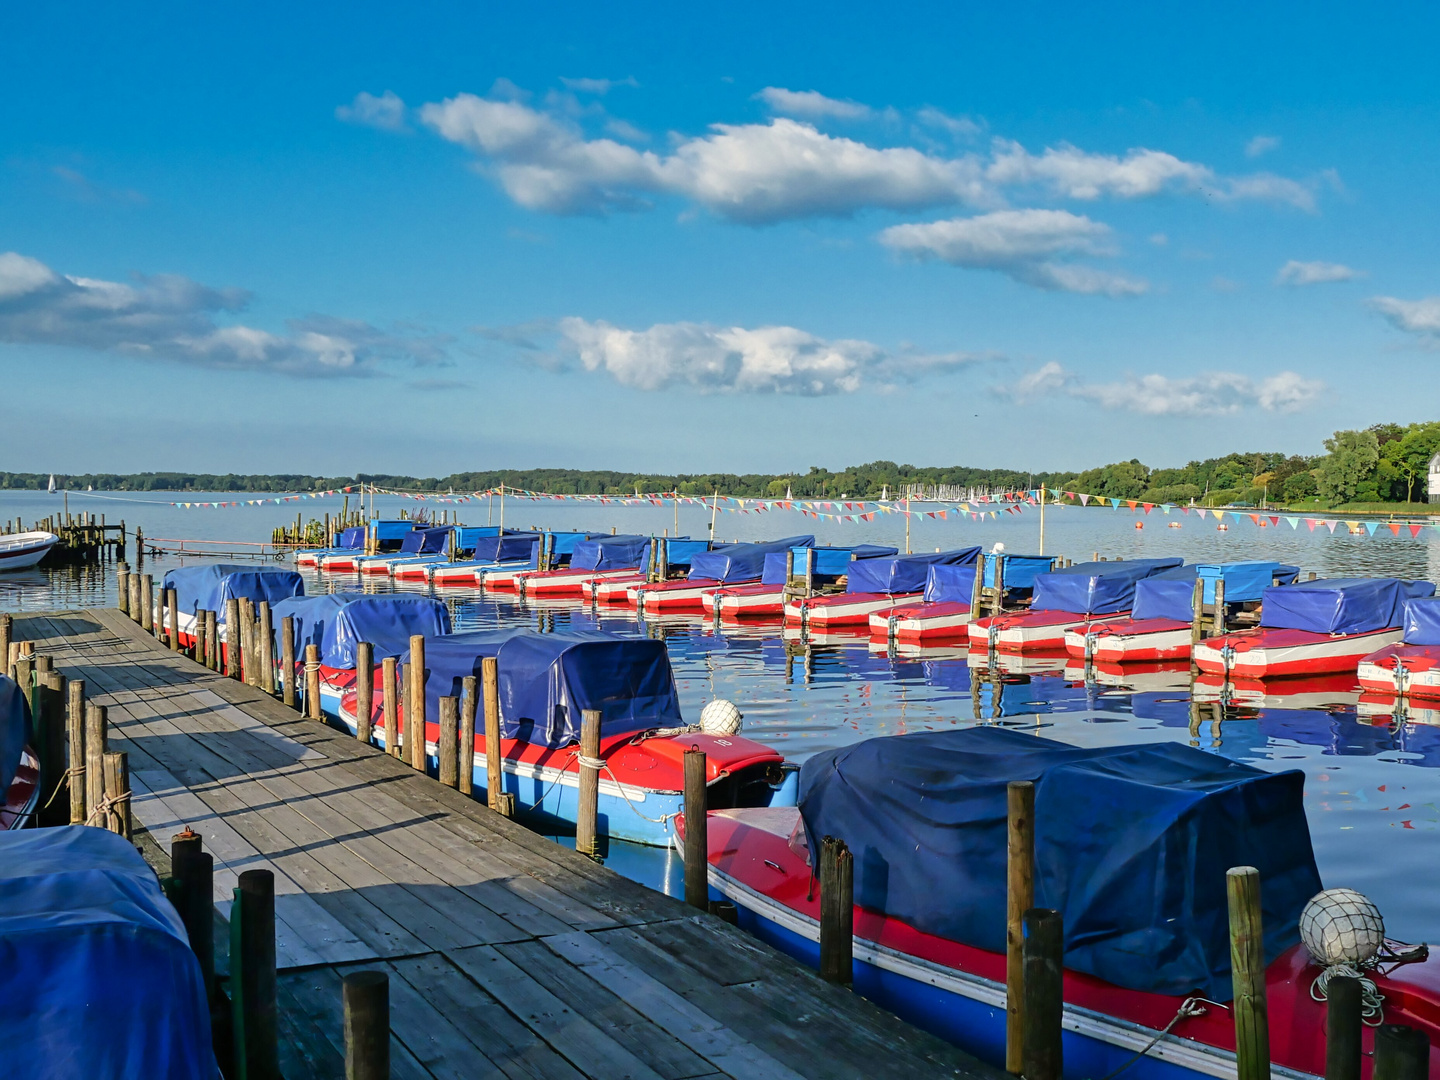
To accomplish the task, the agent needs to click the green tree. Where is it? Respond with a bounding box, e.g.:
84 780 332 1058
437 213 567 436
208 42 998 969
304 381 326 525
1316 429 1380 504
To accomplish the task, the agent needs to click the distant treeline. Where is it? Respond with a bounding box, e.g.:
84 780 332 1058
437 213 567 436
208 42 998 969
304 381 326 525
5 422 1436 506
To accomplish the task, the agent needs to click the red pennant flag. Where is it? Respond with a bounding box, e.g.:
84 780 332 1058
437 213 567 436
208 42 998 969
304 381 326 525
1411 524 1424 537
1306 519 1318 531
1389 522 1402 535
1268 516 1280 527
1249 514 1262 525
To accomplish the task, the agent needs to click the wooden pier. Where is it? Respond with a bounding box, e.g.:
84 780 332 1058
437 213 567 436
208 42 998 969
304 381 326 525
11 608 1001 1080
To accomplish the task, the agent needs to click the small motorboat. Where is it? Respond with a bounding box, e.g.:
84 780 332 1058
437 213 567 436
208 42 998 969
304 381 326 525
272 592 450 716
1 675 38 830
968 557 1183 653
679 726 1440 1079
788 548 981 630
355 526 452 576
715 544 895 620
1194 578 1435 679
0 531 58 572
319 519 419 573
871 561 983 642
295 524 365 568
161 563 304 655
433 530 540 586
518 534 657 597
637 536 816 614
336 629 797 846
587 573 645 602
1359 597 1440 699
1063 561 1298 664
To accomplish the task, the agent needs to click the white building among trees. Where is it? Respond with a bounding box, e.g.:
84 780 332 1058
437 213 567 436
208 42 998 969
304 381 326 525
1430 451 1440 503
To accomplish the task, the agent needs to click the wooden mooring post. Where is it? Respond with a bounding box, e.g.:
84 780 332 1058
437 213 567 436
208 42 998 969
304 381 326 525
303 644 322 720
171 831 216 1003
1325 974 1361 1080
225 599 242 679
1006 781 1035 1074
84 703 107 824
117 563 130 616
66 678 86 825
258 601 275 695
231 868 279 1080
1022 908 1064 1080
458 675 477 796
438 696 459 789
167 587 181 652
37 669 67 828
280 616 296 707
407 635 427 771
683 748 708 910
575 708 602 858
1227 866 1270 1080
102 750 131 840
819 834 854 985
482 657 510 814
354 642 373 744
1373 1024 1428 1080
381 657 399 757
343 971 390 1080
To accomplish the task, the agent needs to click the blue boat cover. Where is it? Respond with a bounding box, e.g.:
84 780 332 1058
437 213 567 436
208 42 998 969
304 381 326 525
982 553 1054 590
372 520 415 542
799 726 1320 999
1031 557 1184 614
1197 561 1298 605
398 527 451 555
454 526 501 551
271 593 450 666
760 545 897 586
1404 598 1440 645
664 540 727 567
337 525 365 549
161 564 304 624
690 536 816 583
407 629 683 747
0 826 214 1078
1134 562 1299 622
847 547 982 595
571 535 652 572
1260 578 1437 634
473 532 539 562
0 674 29 807
923 562 981 603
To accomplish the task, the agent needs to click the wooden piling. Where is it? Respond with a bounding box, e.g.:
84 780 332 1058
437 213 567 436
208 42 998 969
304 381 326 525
1325 975 1361 1080
1227 866 1270 1080
0 614 9 677
1213 579 1227 635
280 616 296 707
683 749 709 909
303 644 322 720
438 696 460 788
381 657 399 756
239 598 256 686
482 657 503 810
1373 1024 1427 1080
38 670 68 827
67 678 86 825
205 609 219 670
1006 781 1035 1074
1190 578 1205 649
167 588 181 651
232 868 279 1080
258 601 275 695
102 750 131 840
459 675 476 796
128 573 143 624
991 557 1005 618
343 970 390 1080
225 598 242 678
406 636 426 770
172 841 216 1002
575 708 603 858
1022 908 1064 1080
354 642 374 744
84 703 107 823
117 563 130 615
141 573 154 634
819 835 854 985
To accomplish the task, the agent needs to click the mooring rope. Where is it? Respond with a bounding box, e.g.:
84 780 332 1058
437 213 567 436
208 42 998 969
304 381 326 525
39 764 85 812
1089 997 1216 1080
1310 963 1387 1025
84 788 130 828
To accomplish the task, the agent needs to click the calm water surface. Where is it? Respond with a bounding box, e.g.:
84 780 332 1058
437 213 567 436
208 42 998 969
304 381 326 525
5 489 1440 943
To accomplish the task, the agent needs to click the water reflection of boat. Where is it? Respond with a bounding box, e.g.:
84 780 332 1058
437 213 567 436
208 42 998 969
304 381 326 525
966 646 1069 676
1192 671 1361 710
1083 661 1193 693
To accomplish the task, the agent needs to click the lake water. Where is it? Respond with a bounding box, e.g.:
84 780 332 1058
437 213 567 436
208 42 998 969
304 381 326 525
5 488 1440 945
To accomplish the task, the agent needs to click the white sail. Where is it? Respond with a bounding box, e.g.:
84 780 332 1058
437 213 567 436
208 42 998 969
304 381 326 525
47 473 56 494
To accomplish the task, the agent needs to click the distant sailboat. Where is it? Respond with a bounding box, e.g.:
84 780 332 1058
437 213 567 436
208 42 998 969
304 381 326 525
47 474 56 494
87 484 93 492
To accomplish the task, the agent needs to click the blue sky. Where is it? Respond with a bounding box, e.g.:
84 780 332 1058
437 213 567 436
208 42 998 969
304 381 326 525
2 2 1438 478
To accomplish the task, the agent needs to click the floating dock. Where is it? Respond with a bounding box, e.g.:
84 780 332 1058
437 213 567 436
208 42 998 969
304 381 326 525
13 607 1001 1080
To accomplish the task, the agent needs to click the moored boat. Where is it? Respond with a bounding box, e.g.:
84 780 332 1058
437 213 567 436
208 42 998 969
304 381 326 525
296 524 365 568
160 563 304 653
356 525 451 575
1359 597 1440 700
336 629 797 845
434 530 540 586
0 531 59 572
716 543 895 619
871 561 983 642
518 534 655 597
968 557 1182 653
1 675 37 830
637 536 815 613
680 726 1440 1078
319 518 419 572
1194 578 1435 679
789 548 981 630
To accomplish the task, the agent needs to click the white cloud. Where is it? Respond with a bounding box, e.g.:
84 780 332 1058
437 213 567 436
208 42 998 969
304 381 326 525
755 87 871 121
559 76 638 95
996 362 1323 414
336 90 408 132
416 84 1324 223
0 251 445 376
1371 296 1440 338
878 209 1146 296
556 317 977 395
1245 135 1281 158
1276 260 1363 286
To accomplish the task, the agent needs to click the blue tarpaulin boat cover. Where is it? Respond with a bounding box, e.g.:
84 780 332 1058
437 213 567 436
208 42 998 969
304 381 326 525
799 726 1320 999
472 532 539 563
846 547 982 595
0 826 214 1078
398 527 451 555
982 553 1054 591
1260 578 1436 634
1133 562 1300 622
664 540 727 567
161 565 304 624
923 562 981 603
571 535 652 572
371 520 414 542
0 674 29 806
690 536 815 583
337 526 365 549
454 526 501 552
760 545 896 586
407 630 683 747
271 594 450 667
1031 557 1183 614
1404 598 1440 645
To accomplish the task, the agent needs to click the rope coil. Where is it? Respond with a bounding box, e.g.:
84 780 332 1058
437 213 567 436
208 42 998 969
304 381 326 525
1310 963 1387 1026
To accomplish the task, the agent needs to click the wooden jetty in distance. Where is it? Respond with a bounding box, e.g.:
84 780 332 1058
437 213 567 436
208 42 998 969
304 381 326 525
4 511 126 564
8 607 1002 1080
